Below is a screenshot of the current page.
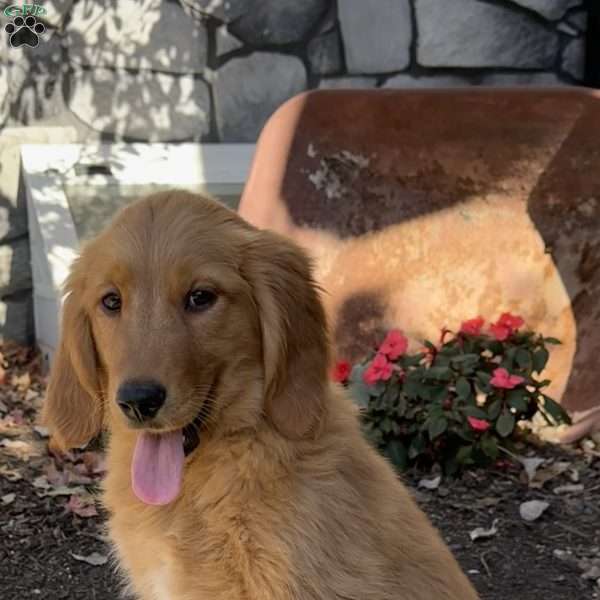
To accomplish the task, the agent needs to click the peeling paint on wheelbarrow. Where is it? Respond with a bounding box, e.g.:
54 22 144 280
239 89 600 438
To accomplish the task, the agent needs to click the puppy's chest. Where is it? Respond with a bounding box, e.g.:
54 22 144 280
147 566 171 600
114 501 295 600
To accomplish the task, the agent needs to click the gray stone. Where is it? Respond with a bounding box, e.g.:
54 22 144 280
416 0 559 68
562 37 585 80
68 68 211 141
0 63 8 127
0 126 79 240
0 237 31 295
214 52 306 142
178 0 247 22
566 10 588 32
308 28 343 76
228 0 328 45
180 0 328 44
66 0 207 73
383 74 472 88
36 0 75 27
3 32 66 126
510 0 582 21
339 0 411 74
557 22 579 36
318 77 377 89
216 25 243 56
480 72 564 86
0 294 33 345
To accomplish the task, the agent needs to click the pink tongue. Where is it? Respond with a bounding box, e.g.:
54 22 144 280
132 431 184 505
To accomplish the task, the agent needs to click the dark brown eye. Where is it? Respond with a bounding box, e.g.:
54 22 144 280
185 289 217 312
101 292 121 313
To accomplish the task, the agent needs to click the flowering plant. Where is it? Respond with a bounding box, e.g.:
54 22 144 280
334 313 570 474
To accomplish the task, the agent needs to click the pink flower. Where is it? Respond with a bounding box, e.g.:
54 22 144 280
490 323 510 341
467 416 491 432
363 353 393 385
490 312 524 340
460 316 485 336
378 329 408 360
490 367 524 389
498 312 524 331
331 360 351 383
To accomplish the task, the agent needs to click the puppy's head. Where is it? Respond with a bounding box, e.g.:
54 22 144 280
43 191 329 502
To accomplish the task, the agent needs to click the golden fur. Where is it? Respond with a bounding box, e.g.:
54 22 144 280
44 191 478 600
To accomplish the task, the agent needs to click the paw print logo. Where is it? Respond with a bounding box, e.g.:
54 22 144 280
5 15 46 48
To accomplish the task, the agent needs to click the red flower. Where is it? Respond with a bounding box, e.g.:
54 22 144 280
460 316 485 336
490 367 524 389
363 353 393 385
490 323 510 341
490 312 524 340
378 329 408 360
467 416 491 432
331 360 351 383
498 312 524 330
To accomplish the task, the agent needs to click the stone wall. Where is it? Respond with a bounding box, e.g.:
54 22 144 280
0 0 589 343
0 0 589 142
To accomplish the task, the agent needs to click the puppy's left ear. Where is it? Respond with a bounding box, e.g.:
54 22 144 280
244 230 330 439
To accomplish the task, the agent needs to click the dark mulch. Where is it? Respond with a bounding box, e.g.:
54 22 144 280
1 344 599 600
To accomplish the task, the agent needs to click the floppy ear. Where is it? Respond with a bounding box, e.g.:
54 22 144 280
42 284 103 450
244 231 330 439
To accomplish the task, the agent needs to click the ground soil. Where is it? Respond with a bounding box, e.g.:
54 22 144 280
1 344 599 600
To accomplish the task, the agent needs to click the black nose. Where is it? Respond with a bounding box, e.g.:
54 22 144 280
117 380 166 423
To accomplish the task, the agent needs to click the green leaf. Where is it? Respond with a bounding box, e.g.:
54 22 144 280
423 366 453 381
381 385 399 407
394 394 408 417
516 348 532 370
456 445 474 465
544 337 562 345
487 398 502 420
400 353 425 368
480 434 499 460
476 370 492 384
348 380 372 409
362 422 383 445
428 416 448 440
451 353 480 368
403 377 421 400
496 411 516 438
380 417 394 433
542 394 571 425
456 377 471 400
424 340 437 352
532 348 549 374
507 389 529 413
500 347 517 371
385 439 408 470
430 385 448 403
462 406 489 420
486 340 504 355
408 433 427 459
349 363 368 384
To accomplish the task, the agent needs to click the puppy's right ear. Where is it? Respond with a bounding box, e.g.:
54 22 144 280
42 284 103 450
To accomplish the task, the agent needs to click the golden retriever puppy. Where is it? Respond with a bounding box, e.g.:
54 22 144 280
44 191 478 600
